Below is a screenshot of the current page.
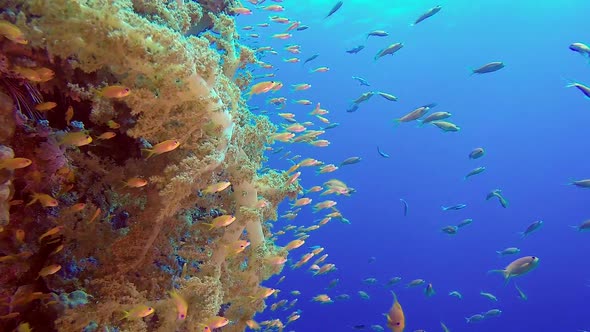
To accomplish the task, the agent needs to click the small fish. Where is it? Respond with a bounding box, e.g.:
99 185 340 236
97 131 116 140
424 283 435 297
571 219 590 232
297 25 310 31
376 91 398 101
120 304 155 320
406 279 425 287
413 5 442 25
99 85 131 98
484 309 502 318
0 157 32 170
520 220 543 238
385 291 405 332
419 111 451 126
457 218 473 228
142 139 180 159
346 102 360 112
59 132 93 147
480 291 498 301
489 256 540 283
400 199 408 216
464 166 486 180
449 291 462 299
386 277 402 286
346 45 365 54
431 121 460 132
514 283 528 300
124 177 148 188
203 215 236 229
465 314 485 323
169 290 188 320
325 1 343 19
340 156 362 167
394 106 430 123
440 322 451 332
374 42 404 61
38 226 64 243
569 179 590 188
0 19 27 44
471 62 505 75
38 264 61 278
441 204 466 211
352 76 371 86
303 54 319 66
569 42 590 58
469 147 485 159
27 193 59 208
377 146 390 158
566 81 590 99
65 106 74 125
353 91 374 104
35 101 58 112
366 30 389 39
442 225 458 235
497 247 521 256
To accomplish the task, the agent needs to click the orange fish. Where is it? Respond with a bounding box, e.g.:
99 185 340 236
65 106 74 126
27 193 59 207
231 7 252 15
124 177 148 188
35 102 58 112
142 139 180 159
273 33 292 40
97 131 116 140
385 292 405 332
99 85 131 98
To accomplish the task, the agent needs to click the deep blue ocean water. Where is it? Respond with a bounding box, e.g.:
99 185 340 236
238 1 590 331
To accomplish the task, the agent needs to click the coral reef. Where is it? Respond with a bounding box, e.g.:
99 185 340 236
0 0 295 331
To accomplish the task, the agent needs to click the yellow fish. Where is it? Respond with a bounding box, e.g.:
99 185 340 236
203 215 236 229
0 20 27 44
0 157 32 170
58 132 93 147
202 181 231 194
120 304 155 320
169 290 188 320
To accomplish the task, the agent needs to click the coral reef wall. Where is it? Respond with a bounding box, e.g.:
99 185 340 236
0 0 297 330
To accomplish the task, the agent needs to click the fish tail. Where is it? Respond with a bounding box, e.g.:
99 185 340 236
26 193 39 206
141 148 155 160
569 225 580 231
487 269 506 277
441 206 448 211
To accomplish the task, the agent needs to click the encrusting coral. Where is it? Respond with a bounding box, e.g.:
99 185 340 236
0 0 298 331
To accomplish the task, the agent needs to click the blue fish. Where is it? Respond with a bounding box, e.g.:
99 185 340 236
346 45 365 54
377 146 390 158
441 204 467 211
325 1 343 19
400 199 408 216
346 103 359 112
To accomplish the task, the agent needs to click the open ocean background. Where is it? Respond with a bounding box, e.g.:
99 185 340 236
237 0 590 330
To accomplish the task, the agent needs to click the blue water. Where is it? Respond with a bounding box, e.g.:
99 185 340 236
240 0 590 331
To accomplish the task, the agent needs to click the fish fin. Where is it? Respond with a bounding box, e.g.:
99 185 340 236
570 225 580 231
141 148 155 160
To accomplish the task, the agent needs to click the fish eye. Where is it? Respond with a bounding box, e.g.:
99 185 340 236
180 314 185 319
396 322 401 325
531 256 536 259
